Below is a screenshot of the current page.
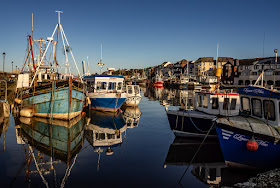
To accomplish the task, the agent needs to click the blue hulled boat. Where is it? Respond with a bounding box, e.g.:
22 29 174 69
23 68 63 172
84 75 127 112
16 12 85 120
215 85 280 168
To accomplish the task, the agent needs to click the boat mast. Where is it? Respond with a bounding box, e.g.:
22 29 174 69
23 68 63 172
97 44 105 74
30 11 83 86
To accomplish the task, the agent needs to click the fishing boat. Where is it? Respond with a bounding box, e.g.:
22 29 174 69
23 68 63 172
15 12 85 120
166 89 240 138
179 76 202 91
215 84 280 168
152 74 164 87
123 85 142 107
84 74 127 112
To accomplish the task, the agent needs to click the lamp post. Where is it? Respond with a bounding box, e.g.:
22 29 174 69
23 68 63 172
2 52 5 75
12 61 13 71
274 49 278 63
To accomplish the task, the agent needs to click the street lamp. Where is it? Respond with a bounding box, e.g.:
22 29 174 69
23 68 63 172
2 52 5 75
12 61 13 71
274 49 278 63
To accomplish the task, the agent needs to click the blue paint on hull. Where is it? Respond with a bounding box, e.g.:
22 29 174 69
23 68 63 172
90 97 126 111
216 126 280 168
23 87 84 117
20 116 84 159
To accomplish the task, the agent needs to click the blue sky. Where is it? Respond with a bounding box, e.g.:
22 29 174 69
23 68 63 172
1 0 280 74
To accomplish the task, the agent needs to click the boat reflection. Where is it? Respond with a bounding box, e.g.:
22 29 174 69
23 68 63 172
85 111 127 170
164 137 259 187
15 115 85 187
122 106 142 128
143 86 195 107
0 117 9 152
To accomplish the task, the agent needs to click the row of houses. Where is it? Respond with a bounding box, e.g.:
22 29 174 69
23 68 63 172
144 56 280 87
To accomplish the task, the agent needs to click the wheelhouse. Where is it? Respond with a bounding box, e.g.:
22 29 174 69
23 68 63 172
238 86 280 126
195 90 240 116
84 75 124 93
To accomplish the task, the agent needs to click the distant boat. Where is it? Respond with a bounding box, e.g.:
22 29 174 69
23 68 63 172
16 12 85 120
152 74 164 87
215 85 280 169
84 74 127 112
123 85 142 107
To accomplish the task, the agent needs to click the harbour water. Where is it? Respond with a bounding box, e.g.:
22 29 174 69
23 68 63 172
0 87 262 187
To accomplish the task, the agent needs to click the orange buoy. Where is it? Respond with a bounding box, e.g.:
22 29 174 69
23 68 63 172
82 112 86 117
246 139 258 151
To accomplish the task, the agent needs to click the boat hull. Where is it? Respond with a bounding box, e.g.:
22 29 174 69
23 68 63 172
89 93 126 112
22 85 85 120
216 126 280 169
166 110 217 138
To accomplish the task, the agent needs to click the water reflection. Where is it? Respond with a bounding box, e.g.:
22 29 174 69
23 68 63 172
0 117 9 152
122 106 142 128
164 137 260 187
15 115 85 187
142 86 195 107
85 111 127 171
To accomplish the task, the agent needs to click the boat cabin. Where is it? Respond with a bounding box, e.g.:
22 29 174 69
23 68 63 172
125 85 140 96
195 90 240 116
84 75 124 93
238 86 280 126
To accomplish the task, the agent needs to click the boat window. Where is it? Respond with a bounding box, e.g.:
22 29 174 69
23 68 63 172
241 97 250 112
108 82 116 90
127 86 133 94
107 134 115 139
117 82 122 90
96 82 101 90
203 95 208 108
230 98 237 110
197 95 202 107
134 86 140 94
252 98 262 117
223 98 229 110
96 133 105 140
212 97 219 109
101 82 107 90
263 100 275 121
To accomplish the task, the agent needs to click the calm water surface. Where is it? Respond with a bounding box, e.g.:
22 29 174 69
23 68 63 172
0 87 259 188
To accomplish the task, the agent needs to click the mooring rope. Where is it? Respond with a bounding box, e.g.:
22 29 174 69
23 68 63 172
178 120 216 184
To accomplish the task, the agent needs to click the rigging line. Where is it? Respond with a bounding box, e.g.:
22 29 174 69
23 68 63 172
29 145 49 188
178 120 216 184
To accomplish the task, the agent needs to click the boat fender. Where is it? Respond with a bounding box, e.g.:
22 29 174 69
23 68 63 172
14 98 23 104
246 138 258 151
82 112 86 117
87 96 91 105
20 108 33 118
